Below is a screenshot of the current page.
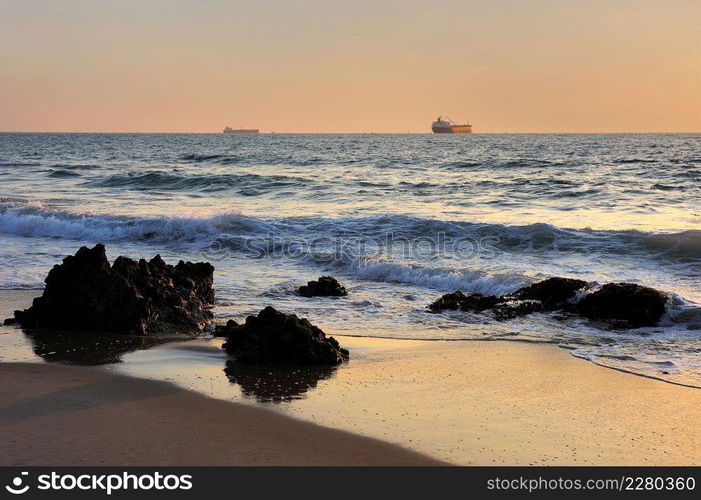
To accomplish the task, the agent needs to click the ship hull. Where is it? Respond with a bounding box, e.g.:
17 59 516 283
431 125 472 134
224 129 259 134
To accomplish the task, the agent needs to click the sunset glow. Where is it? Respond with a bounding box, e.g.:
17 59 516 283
1 0 700 133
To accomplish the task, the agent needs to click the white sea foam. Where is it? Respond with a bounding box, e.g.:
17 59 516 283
0 200 267 243
1 132 699 386
350 258 526 295
1 200 699 262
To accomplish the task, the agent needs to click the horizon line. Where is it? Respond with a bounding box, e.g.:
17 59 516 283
1 130 700 135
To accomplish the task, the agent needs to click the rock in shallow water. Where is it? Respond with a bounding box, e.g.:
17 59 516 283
512 277 588 309
428 277 587 317
428 291 501 313
576 282 668 327
218 306 349 365
299 276 348 297
11 244 214 335
429 277 669 328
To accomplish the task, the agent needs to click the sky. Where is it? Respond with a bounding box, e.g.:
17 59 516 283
1 0 699 133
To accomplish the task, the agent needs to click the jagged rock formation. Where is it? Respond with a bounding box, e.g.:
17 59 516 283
217 306 349 365
9 244 214 335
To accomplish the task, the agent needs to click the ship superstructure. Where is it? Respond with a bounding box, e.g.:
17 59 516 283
431 116 472 134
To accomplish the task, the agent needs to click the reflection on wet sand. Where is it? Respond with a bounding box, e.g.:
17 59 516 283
24 328 166 365
224 360 338 403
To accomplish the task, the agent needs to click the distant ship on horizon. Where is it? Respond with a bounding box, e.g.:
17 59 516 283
223 126 259 134
431 116 472 134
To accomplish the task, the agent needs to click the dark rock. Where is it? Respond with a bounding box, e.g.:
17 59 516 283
428 277 669 328
577 283 668 327
429 291 504 313
220 306 349 365
213 319 239 337
458 293 504 312
511 277 588 309
3 317 16 326
299 276 348 297
493 301 545 320
12 244 214 335
428 290 468 311
429 291 502 312
427 288 560 320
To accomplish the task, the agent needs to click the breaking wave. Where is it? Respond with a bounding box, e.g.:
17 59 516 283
1 200 700 262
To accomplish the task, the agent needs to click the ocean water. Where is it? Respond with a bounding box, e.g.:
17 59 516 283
0 133 699 385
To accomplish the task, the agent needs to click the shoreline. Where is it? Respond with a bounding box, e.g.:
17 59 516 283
2 290 700 465
5 289 699 390
267 335 701 465
0 362 442 466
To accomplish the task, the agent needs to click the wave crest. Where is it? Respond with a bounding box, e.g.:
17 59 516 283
1 201 699 263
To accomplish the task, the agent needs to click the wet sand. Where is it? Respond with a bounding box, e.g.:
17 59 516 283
2 290 700 465
294 336 701 465
0 362 442 466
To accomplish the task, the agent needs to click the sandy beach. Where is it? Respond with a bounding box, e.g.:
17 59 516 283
0 361 442 466
1 291 700 466
1 0 700 476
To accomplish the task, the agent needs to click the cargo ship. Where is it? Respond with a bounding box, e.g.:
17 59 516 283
431 116 472 134
223 126 259 134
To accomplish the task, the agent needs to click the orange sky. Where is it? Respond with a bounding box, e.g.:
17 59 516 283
1 0 699 133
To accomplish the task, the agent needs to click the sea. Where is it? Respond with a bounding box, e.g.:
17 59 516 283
0 132 699 386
